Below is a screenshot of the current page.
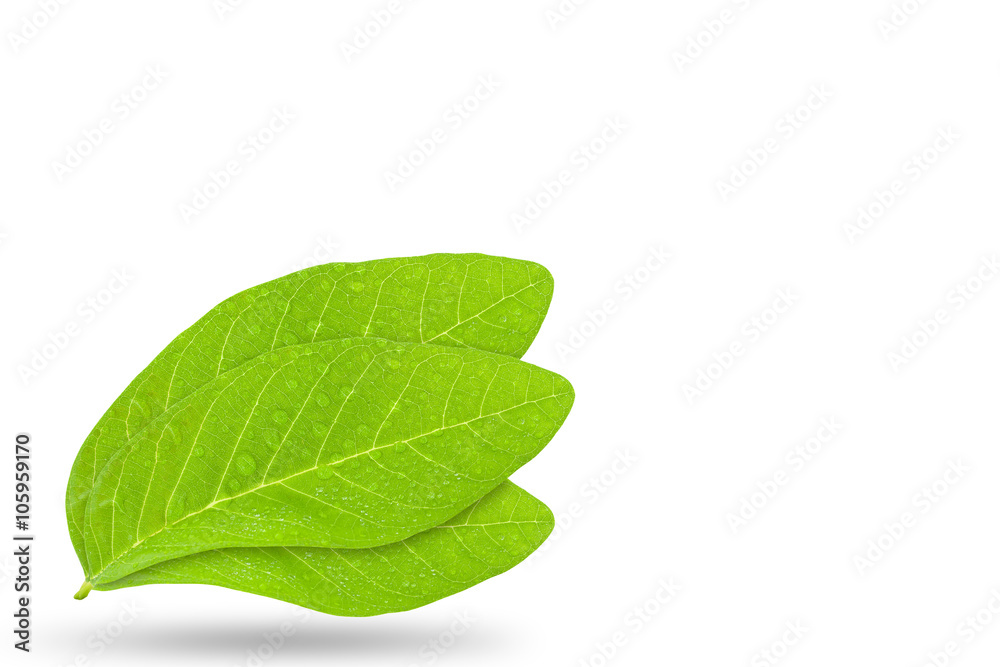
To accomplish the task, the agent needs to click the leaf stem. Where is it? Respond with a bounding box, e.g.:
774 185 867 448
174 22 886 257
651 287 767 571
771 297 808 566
74 581 94 600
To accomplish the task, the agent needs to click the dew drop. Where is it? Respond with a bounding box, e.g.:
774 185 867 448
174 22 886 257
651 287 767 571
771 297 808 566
168 494 187 520
235 454 256 476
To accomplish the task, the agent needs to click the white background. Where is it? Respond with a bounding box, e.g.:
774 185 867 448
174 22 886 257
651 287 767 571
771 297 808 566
3 1 1000 666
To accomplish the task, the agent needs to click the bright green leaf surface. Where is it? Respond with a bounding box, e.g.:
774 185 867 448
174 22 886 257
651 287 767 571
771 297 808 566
95 481 553 616
82 338 573 584
68 254 554 572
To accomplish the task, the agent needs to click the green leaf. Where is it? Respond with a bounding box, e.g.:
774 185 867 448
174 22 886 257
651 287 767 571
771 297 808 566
93 481 553 616
67 254 555 574
81 337 572 585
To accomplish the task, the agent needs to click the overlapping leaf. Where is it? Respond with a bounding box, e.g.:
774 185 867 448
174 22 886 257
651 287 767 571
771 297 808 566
68 254 571 614
68 254 554 568
93 481 553 616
